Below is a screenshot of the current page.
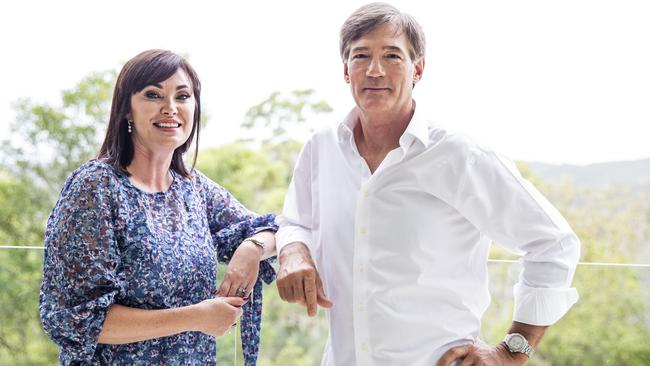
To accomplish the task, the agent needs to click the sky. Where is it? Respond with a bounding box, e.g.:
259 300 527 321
1 0 649 165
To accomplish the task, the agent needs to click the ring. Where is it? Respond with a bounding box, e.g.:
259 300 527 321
236 287 247 297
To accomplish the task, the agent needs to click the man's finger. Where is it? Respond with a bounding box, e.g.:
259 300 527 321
315 274 333 308
316 289 333 308
304 273 318 316
277 285 288 301
292 275 306 305
436 345 471 366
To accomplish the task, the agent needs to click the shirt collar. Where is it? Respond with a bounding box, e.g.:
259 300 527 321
400 100 430 150
337 100 430 150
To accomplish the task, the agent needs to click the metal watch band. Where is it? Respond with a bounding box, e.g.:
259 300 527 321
244 237 265 251
521 344 534 357
504 333 534 358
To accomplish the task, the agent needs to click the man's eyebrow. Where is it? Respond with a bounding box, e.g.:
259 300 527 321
384 45 405 53
350 46 370 53
350 45 406 53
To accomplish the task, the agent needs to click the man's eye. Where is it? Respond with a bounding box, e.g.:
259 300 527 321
352 54 368 59
386 54 402 59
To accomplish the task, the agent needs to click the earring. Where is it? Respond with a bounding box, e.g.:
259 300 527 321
127 120 133 134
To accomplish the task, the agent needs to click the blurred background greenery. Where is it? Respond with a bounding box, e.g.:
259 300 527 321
1 69 649 366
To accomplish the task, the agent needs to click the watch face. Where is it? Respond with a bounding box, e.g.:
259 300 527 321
508 334 525 351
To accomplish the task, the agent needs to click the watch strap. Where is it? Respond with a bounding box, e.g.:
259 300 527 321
243 237 265 251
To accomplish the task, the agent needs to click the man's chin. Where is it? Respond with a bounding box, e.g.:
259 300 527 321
359 99 393 112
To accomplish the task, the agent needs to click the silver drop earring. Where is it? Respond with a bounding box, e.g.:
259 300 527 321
128 120 133 134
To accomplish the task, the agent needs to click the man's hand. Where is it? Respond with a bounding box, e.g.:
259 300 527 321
276 242 333 316
436 340 527 366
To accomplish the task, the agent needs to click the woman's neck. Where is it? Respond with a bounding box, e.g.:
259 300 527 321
127 147 175 193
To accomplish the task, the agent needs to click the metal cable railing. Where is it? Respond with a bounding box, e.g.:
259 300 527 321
2 245 650 268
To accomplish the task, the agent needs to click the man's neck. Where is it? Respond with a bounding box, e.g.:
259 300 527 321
354 102 415 172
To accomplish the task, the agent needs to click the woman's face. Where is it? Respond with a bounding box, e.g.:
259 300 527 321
128 68 195 157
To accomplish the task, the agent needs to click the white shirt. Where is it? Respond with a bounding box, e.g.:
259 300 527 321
276 105 580 366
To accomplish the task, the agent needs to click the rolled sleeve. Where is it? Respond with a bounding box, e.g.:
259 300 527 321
454 145 580 325
39 168 123 364
276 140 315 256
513 283 579 325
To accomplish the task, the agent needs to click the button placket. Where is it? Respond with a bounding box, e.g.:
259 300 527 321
353 182 373 365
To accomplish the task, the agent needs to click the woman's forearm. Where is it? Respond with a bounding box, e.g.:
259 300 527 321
97 303 198 344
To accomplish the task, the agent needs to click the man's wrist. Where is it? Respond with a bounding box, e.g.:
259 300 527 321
279 242 309 258
503 332 535 359
496 342 528 364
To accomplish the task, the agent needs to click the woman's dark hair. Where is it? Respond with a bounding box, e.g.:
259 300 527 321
98 49 201 178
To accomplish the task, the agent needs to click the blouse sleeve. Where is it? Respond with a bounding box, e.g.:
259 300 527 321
201 172 277 281
199 171 276 366
39 166 124 365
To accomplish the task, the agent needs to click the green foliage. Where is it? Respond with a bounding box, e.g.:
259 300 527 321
241 90 333 182
196 144 289 213
1 70 115 197
0 70 115 365
242 89 332 144
484 164 650 365
1 69 649 365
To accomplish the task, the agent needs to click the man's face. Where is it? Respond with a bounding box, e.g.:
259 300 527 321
344 22 424 116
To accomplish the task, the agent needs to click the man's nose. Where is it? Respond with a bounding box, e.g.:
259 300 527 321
366 57 385 78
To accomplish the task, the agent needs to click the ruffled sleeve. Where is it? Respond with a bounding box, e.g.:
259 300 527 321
39 163 124 365
199 171 277 366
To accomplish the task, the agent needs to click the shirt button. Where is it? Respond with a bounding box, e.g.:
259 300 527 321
362 189 369 198
357 304 364 312
360 227 367 235
357 264 364 273
360 342 369 351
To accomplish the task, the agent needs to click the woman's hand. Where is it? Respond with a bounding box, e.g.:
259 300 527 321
217 240 264 299
191 297 245 337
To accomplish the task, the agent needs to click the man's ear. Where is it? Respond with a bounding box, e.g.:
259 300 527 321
413 57 425 86
344 63 350 83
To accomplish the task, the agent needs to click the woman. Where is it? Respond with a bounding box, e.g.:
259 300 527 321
39 49 276 365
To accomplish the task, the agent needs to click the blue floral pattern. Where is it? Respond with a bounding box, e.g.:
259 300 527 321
40 160 276 365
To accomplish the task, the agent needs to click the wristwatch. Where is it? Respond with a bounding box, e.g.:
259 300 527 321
503 333 534 357
243 237 265 251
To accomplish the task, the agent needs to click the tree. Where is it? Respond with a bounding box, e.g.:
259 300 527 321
1 70 115 198
0 71 115 365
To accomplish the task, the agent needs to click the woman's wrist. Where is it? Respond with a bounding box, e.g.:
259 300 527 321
240 239 265 259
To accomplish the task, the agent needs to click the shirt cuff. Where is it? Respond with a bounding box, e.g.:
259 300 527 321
275 226 313 256
512 283 579 326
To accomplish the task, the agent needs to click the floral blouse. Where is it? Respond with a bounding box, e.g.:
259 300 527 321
39 160 276 365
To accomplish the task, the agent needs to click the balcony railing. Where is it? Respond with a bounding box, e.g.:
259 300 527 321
1 245 649 366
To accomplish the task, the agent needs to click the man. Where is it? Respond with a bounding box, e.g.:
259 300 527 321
276 3 580 365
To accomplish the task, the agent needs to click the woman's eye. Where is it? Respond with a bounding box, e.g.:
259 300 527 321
177 94 191 101
145 91 160 99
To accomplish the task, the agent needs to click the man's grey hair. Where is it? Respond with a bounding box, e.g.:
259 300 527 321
339 2 426 63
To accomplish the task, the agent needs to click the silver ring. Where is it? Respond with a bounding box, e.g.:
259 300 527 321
236 287 247 297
